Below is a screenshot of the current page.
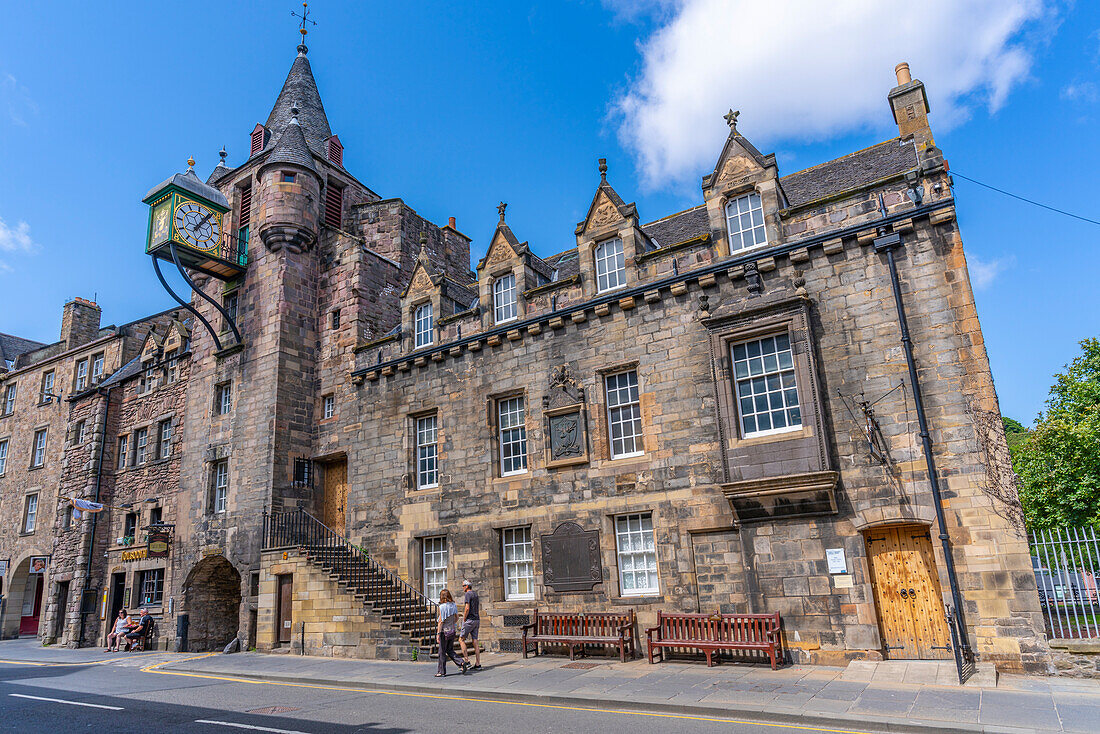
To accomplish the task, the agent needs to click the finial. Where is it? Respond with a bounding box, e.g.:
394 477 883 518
598 158 608 181
289 103 300 125
292 2 315 54
724 109 740 132
186 156 195 172
218 147 228 166
497 202 507 222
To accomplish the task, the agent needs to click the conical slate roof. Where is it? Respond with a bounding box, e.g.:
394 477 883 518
265 48 332 156
265 118 318 174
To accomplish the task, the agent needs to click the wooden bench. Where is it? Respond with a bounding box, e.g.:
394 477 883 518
646 610 781 669
522 609 636 662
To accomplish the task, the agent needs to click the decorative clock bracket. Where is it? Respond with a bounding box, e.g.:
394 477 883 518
151 241 242 353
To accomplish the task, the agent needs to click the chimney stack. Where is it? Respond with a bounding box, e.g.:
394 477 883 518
447 217 456 229
60 297 102 350
888 61 933 147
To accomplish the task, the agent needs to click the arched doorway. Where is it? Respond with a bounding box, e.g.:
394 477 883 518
183 555 242 651
1 556 46 638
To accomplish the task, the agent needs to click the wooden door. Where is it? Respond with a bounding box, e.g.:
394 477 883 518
277 574 293 644
321 460 347 533
866 526 952 659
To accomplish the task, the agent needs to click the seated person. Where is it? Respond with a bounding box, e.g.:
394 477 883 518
124 608 152 651
106 609 131 652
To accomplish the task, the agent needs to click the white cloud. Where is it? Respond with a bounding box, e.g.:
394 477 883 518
0 216 40 272
2 72 37 127
967 253 1014 290
613 0 1053 190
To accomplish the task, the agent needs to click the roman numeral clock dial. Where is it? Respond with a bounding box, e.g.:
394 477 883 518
174 200 221 252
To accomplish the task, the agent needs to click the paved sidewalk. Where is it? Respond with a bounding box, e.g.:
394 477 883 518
3 639 1099 733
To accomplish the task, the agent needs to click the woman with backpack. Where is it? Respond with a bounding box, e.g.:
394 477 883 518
435 588 468 677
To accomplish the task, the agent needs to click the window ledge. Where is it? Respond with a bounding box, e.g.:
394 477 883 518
611 595 662 605
608 452 646 462
18 530 36 537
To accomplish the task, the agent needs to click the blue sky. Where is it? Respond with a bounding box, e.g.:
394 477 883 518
0 1 1096 425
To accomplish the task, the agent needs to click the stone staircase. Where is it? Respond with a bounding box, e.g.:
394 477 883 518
264 510 439 656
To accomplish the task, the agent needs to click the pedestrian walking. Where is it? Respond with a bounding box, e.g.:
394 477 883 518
459 579 481 670
435 589 467 677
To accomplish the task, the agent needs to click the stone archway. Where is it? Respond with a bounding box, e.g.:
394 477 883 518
1 552 47 639
183 555 242 651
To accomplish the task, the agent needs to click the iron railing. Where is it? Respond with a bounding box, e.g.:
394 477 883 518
263 509 438 645
1030 526 1100 640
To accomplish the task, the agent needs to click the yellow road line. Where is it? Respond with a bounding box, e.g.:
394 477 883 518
0 658 104 667
141 662 876 734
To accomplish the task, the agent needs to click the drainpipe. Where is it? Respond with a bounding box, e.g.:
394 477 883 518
76 384 113 647
872 195 972 665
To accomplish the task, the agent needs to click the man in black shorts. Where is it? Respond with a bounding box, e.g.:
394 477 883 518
459 579 481 669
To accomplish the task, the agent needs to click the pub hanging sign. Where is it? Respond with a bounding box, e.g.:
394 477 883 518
148 529 172 559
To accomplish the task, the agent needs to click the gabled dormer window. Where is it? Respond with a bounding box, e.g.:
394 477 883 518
725 192 767 253
493 273 517 324
414 303 434 349
594 238 626 293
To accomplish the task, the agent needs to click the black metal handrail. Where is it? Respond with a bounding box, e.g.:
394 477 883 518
263 509 438 643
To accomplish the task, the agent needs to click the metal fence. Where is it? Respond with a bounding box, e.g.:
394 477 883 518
1030 526 1100 639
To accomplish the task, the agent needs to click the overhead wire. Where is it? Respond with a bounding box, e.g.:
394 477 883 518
950 170 1100 227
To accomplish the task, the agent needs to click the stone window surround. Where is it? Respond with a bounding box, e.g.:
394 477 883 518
114 413 176 474
29 425 48 469
210 458 230 515
596 362 646 462
501 525 535 601
409 409 440 491
21 491 39 535
214 381 233 416
593 236 628 294
413 299 435 350
73 357 89 392
2 383 15 416
489 390 529 479
320 393 336 422
38 370 55 405
0 436 8 476
715 182 782 260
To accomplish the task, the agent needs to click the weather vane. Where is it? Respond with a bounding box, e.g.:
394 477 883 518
292 2 316 42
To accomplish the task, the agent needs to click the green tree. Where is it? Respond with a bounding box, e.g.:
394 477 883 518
1001 416 1029 455
1014 338 1100 529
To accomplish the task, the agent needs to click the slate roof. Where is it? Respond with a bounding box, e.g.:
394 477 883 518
780 138 918 208
266 49 332 158
97 356 143 389
641 206 710 248
206 161 230 185
0 332 46 369
143 168 230 209
544 249 579 281
266 120 318 174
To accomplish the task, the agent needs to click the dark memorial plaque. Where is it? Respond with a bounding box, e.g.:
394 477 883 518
541 522 602 592
548 412 583 458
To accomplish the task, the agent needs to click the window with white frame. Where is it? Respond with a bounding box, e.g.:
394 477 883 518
731 334 801 437
724 192 767 253
2 384 14 416
75 359 88 391
31 428 47 468
74 420 86 446
594 238 626 293
91 353 105 382
606 370 643 458
40 371 55 403
0 439 8 475
215 382 232 415
165 351 179 384
497 396 527 476
159 419 172 459
135 427 149 465
322 394 335 420
117 434 128 469
423 536 447 601
502 526 534 600
22 493 38 533
416 414 438 489
615 512 658 596
493 273 517 324
213 459 229 513
414 302 434 348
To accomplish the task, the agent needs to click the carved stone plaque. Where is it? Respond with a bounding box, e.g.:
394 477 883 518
544 364 589 468
541 522 602 592
548 412 583 459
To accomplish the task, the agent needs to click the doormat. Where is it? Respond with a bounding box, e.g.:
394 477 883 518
561 662 602 669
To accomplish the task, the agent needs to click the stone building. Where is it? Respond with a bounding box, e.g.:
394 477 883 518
0 43 1050 674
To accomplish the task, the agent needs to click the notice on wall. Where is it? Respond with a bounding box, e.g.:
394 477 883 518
833 574 854 589
826 548 847 574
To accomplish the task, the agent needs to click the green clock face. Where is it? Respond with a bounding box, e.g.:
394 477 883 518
174 199 222 252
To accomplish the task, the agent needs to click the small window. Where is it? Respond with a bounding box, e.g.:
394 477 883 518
725 192 767 253
606 370 643 458
165 351 179 384
0 439 8 475
31 428 47 468
331 309 340 330
117 434 129 469
215 382 232 415
502 527 534 601
123 512 137 540
281 172 296 184
293 458 313 487
416 414 439 489
423 536 447 601
2 384 14 416
223 291 239 331
615 513 658 596
498 396 528 476
134 427 148 465
140 365 159 393
731 334 801 438
414 303 434 349
594 238 626 293
22 493 38 534
493 273 517 324
75 359 88 391
158 419 172 459
321 394 335 420
138 568 164 605
213 459 229 513
40 370 55 403
150 506 162 526
73 420 87 446
91 353 105 383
